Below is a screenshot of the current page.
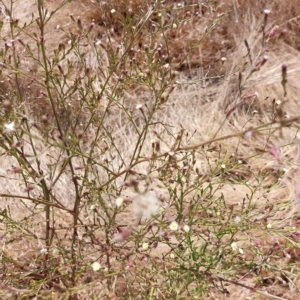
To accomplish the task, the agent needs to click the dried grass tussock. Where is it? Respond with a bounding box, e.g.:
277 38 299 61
0 0 300 299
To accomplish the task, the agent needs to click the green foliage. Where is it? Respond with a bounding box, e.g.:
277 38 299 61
0 0 299 299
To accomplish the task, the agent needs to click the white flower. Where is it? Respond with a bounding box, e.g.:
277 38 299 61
133 191 161 220
4 121 15 133
233 216 242 223
52 248 59 257
221 57 226 61
142 242 149 250
231 242 238 251
40 248 48 254
264 9 271 14
116 197 124 207
267 223 272 229
90 204 96 210
169 221 178 231
183 225 190 232
91 262 101 271
111 9 116 14
244 130 253 138
221 164 226 169
172 23 177 29
231 242 244 254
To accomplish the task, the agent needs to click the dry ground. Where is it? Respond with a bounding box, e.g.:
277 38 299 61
0 0 300 299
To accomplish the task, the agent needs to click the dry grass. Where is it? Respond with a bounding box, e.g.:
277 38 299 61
0 0 300 299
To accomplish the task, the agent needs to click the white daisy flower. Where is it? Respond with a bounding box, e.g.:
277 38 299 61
142 242 149 250
116 197 124 207
169 221 178 231
231 242 238 251
91 262 101 271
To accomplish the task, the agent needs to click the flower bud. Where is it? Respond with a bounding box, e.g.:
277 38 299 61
268 25 278 39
